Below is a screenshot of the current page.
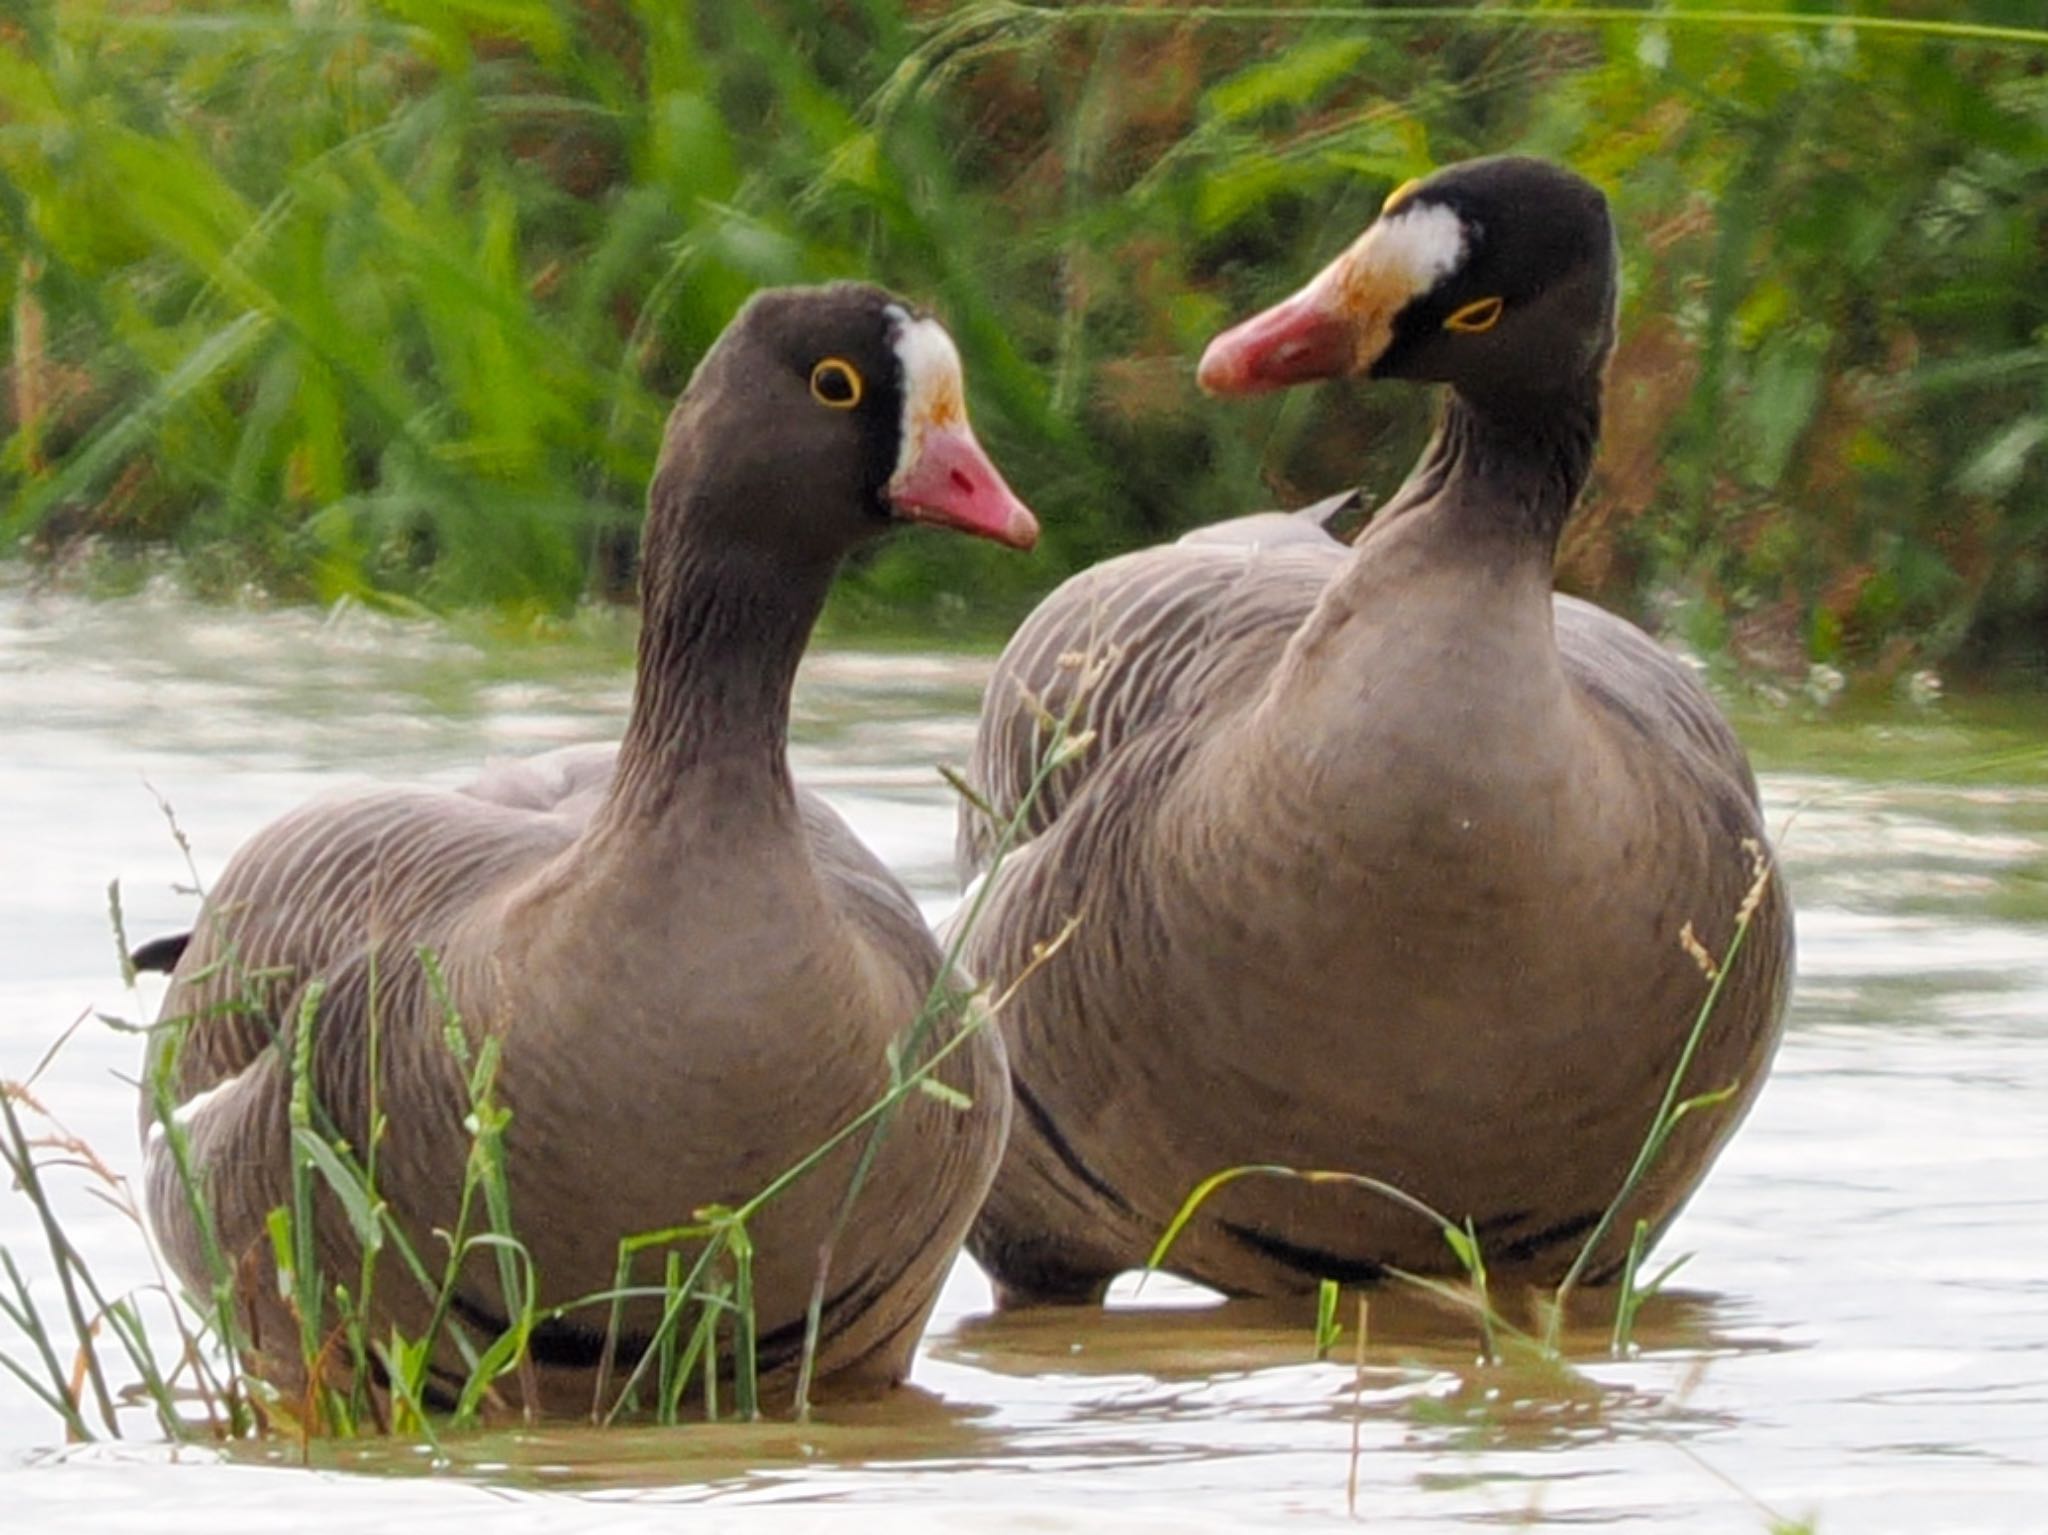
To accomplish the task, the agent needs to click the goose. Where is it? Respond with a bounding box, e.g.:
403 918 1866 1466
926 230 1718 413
141 283 1036 1412
954 157 1794 1307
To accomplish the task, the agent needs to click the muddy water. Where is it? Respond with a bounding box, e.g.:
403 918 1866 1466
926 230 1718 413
3 581 2045 1532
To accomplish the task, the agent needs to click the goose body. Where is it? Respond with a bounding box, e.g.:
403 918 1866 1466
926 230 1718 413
957 159 1793 1305
144 284 1036 1412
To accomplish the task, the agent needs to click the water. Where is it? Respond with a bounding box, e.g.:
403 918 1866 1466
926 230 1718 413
3 580 2045 1532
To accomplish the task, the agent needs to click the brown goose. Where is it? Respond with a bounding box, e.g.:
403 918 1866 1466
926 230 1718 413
143 283 1036 1412
956 157 1793 1306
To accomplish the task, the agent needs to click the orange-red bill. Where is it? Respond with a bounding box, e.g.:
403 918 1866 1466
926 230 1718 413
888 422 1040 551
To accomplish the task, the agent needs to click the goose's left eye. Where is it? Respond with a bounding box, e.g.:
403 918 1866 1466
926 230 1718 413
810 358 864 409
1444 297 1505 334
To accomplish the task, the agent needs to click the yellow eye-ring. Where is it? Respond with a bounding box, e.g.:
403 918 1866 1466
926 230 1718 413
810 357 864 409
1444 296 1505 334
1381 177 1422 216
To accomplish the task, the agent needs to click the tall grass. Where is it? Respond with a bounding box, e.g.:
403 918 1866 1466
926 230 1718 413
4 2 2045 672
0 704 1079 1442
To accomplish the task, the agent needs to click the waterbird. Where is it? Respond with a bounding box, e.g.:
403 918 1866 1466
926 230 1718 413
141 283 1035 1413
954 156 1794 1306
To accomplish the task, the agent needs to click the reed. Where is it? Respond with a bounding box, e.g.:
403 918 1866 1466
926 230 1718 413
5 2 2044 672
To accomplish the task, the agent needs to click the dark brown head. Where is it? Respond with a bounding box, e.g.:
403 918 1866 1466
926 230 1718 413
1197 157 1618 411
649 282 1037 570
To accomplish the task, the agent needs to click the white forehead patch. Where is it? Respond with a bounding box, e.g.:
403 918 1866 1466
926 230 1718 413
1362 201 1469 289
1305 200 1470 315
884 303 968 479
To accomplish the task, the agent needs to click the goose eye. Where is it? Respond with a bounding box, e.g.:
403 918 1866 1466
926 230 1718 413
1444 296 1505 334
810 357 864 409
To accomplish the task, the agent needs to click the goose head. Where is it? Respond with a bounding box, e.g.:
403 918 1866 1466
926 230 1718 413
1197 157 1619 410
649 283 1039 567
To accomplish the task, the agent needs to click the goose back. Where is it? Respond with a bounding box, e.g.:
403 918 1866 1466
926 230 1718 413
962 538 1790 1303
958 517 1347 875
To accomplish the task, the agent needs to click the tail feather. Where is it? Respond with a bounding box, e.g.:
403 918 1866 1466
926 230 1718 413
130 931 191 975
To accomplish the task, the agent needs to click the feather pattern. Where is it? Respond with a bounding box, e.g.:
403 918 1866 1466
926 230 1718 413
955 160 1792 1306
142 285 1017 1413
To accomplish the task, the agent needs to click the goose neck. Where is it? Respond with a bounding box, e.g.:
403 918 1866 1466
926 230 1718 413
605 516 838 827
1373 371 1602 559
1250 370 1600 783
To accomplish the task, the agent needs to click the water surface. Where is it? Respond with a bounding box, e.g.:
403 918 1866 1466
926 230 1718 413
3 581 2045 1531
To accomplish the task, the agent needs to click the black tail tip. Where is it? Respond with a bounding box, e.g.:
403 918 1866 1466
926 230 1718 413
129 932 191 974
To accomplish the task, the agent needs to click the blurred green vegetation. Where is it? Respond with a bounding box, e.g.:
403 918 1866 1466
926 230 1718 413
2 2 2044 678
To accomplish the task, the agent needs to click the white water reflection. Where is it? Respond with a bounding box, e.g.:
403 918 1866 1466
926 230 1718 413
4 580 2047 1531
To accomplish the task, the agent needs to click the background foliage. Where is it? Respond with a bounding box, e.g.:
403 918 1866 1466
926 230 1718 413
3 1 2044 678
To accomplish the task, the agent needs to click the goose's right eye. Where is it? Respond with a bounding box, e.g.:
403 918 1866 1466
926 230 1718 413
1444 297 1505 334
